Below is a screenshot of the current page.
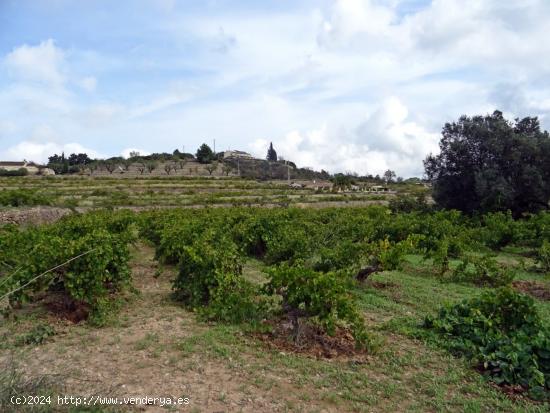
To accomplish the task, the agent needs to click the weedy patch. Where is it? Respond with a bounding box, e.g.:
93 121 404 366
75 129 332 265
15 324 55 346
0 357 60 412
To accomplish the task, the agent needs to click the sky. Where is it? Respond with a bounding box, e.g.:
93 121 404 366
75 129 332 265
1 0 550 177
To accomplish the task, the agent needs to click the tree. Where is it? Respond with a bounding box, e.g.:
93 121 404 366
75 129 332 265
164 163 173 175
48 154 63 165
221 163 233 176
128 151 140 158
383 170 396 183
122 159 133 172
47 152 70 174
332 174 352 190
137 162 146 175
104 161 117 174
266 142 278 162
196 143 214 164
86 162 98 176
424 111 550 216
146 161 158 174
205 162 218 176
178 158 188 170
68 153 91 166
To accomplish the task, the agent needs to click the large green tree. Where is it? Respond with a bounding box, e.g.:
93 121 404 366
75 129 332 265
424 111 550 216
196 143 214 164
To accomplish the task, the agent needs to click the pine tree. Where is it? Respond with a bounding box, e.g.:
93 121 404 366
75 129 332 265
266 142 278 162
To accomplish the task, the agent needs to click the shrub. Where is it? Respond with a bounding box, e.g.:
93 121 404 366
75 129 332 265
173 231 260 323
173 231 242 305
0 189 53 207
389 193 429 214
16 324 55 346
479 211 521 249
0 212 134 320
312 240 364 273
0 168 28 177
536 240 550 273
263 223 314 265
263 264 370 349
449 254 514 287
424 288 550 398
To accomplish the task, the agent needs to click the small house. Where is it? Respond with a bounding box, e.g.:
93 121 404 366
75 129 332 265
0 161 43 175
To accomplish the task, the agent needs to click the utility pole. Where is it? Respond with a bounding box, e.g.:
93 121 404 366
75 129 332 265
213 139 216 153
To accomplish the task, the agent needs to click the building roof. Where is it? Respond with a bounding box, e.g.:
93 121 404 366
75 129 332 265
0 161 26 166
224 150 253 156
0 161 43 168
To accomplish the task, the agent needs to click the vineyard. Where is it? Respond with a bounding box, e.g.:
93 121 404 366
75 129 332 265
0 175 400 211
1 201 550 411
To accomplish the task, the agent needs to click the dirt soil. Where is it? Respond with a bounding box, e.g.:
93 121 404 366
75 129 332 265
253 318 369 361
512 280 550 300
0 207 73 226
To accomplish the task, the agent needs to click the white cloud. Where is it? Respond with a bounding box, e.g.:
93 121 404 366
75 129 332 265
4 39 65 86
121 148 151 158
250 97 438 177
318 0 396 47
2 1 550 175
356 97 439 158
1 141 103 164
78 76 97 92
128 90 192 119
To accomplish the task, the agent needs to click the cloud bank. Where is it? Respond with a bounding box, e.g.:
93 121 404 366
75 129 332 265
1 0 549 176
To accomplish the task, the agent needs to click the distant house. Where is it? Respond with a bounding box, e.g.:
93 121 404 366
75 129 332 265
302 180 333 191
223 150 254 159
369 185 389 192
290 180 334 190
0 161 45 175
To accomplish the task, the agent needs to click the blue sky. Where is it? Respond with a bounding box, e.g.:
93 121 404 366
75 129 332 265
1 0 549 177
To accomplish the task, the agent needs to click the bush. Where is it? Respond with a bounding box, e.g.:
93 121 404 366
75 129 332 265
311 240 364 273
264 264 370 349
0 189 53 207
16 324 55 346
173 231 261 323
0 211 134 320
536 240 550 273
424 288 550 398
479 211 522 249
264 223 313 265
389 193 429 214
0 168 28 176
449 254 514 287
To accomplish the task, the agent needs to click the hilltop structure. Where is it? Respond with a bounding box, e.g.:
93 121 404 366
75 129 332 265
0 161 54 175
223 150 254 159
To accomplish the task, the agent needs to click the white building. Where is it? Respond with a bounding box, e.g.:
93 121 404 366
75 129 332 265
0 161 43 175
223 150 254 159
